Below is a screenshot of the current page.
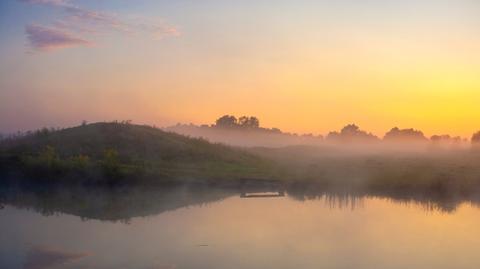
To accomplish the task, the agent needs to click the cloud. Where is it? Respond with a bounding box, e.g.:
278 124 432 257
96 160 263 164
19 0 179 52
26 24 92 51
61 5 129 32
56 6 179 37
18 0 69 7
23 245 91 269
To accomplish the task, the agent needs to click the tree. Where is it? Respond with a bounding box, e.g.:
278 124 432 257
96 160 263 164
35 127 50 137
39 145 59 168
247 117 260 128
431 135 451 142
326 124 379 142
70 155 90 170
102 149 120 177
384 127 427 142
238 116 260 129
215 115 238 128
472 131 480 145
270 128 282 134
341 124 360 135
238 116 249 126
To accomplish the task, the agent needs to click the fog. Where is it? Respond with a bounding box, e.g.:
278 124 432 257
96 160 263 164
163 118 480 207
2 118 480 214
165 121 472 154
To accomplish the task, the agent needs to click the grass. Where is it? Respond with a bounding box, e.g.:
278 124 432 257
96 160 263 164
0 122 278 185
253 146 480 200
2 121 480 207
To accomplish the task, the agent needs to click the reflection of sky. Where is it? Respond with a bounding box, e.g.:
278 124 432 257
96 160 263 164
1 0 480 137
2 196 480 269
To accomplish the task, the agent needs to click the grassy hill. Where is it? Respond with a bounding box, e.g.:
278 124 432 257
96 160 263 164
3 122 480 204
0 122 277 185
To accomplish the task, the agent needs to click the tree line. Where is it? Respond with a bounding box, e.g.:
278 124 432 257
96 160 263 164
215 115 260 129
1 116 480 145
212 115 480 144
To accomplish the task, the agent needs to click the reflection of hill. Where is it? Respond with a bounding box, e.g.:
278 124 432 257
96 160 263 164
0 184 234 222
2 179 480 221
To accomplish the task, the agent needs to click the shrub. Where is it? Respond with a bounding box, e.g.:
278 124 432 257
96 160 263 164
102 149 121 178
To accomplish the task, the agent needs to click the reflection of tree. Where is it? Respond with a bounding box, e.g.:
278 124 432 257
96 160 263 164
285 183 468 213
2 178 479 221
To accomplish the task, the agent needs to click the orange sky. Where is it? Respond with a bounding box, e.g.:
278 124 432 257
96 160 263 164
1 0 479 138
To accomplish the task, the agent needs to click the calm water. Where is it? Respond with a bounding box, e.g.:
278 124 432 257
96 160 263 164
1 186 480 269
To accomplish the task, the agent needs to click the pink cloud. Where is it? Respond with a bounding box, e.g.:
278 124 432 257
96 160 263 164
23 245 91 269
19 0 179 52
26 24 92 51
18 0 69 7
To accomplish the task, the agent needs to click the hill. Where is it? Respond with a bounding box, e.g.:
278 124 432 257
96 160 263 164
0 122 277 185
3 121 480 203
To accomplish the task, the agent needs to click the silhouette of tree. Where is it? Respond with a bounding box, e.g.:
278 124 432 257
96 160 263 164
215 115 238 128
431 135 451 142
249 117 260 128
384 127 427 142
238 116 248 126
472 131 480 145
431 135 462 143
238 116 260 129
430 135 464 149
215 115 259 129
326 124 379 142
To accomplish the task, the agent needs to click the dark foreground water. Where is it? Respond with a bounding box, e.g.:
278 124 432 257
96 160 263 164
1 185 480 269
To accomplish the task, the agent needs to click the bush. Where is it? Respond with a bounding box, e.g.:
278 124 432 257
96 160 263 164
102 149 121 178
69 155 90 170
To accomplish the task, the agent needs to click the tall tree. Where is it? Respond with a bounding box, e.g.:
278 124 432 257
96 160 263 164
215 115 238 128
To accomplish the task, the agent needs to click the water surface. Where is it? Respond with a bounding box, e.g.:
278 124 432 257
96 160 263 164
1 186 480 269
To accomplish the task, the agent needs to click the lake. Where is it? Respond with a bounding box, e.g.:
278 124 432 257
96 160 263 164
1 185 480 269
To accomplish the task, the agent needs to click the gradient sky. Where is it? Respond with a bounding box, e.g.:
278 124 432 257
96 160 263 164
1 0 479 137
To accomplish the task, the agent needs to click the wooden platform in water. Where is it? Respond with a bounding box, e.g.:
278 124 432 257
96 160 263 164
240 191 285 198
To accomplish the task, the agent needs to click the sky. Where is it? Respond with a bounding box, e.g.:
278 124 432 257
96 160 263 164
1 0 479 137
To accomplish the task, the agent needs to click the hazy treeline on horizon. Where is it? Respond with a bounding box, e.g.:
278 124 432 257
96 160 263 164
2 116 480 151
166 115 480 150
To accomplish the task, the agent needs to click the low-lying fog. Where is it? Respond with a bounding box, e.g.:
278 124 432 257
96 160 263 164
165 122 473 153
